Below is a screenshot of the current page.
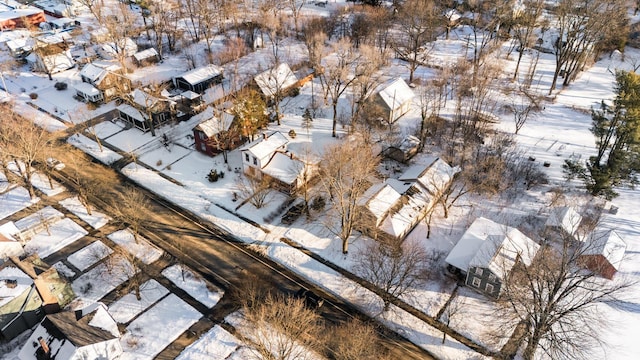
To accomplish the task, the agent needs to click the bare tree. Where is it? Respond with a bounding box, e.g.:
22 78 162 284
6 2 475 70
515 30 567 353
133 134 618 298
236 175 273 209
350 45 386 123
510 0 545 81
101 2 139 70
354 237 431 312
112 186 149 243
0 106 56 198
437 288 465 344
491 229 634 360
320 140 379 254
302 17 328 74
505 86 541 134
327 318 391 360
319 38 364 138
392 0 441 83
242 293 323 360
285 0 305 34
548 0 627 94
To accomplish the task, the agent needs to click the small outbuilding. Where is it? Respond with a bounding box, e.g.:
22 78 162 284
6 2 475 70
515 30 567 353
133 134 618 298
132 47 159 67
372 77 414 124
579 229 626 280
173 65 223 93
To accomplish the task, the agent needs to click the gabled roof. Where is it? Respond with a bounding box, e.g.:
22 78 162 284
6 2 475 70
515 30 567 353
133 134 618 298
18 303 120 360
97 37 137 59
546 206 582 237
242 132 289 164
133 47 158 61
176 65 223 86
445 217 540 278
193 107 234 138
582 229 626 271
379 184 431 238
400 157 459 196
74 82 101 96
358 182 402 224
375 77 414 110
79 61 121 85
5 37 34 53
27 50 74 74
117 103 147 121
261 152 305 185
254 63 298 97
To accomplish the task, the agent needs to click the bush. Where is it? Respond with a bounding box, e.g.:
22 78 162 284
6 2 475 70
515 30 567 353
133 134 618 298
54 82 68 90
310 196 325 211
207 169 225 182
288 87 300 97
288 129 297 138
29 92 38 99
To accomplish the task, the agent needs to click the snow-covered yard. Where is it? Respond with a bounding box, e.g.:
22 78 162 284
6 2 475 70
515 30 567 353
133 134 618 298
176 325 241 360
107 229 163 265
23 218 88 258
120 294 201 360
72 254 137 302
161 264 223 309
66 240 113 271
108 279 169 324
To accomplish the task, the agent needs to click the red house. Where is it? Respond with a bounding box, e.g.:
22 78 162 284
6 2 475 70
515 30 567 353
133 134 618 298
192 106 242 156
579 230 626 280
0 6 45 31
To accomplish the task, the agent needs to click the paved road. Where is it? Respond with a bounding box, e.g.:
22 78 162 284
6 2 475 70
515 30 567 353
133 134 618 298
49 138 435 359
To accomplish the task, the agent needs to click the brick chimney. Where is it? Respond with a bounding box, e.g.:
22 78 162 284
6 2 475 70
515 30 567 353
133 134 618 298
38 337 50 356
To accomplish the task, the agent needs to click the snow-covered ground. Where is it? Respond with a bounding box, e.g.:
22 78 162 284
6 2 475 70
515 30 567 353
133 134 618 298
59 196 110 229
176 325 241 360
108 279 169 324
1 2 640 358
161 264 223 309
107 229 163 265
23 218 88 258
66 240 113 271
119 294 201 360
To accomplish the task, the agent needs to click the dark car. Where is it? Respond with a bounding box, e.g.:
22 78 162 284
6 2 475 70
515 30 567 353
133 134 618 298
295 288 324 309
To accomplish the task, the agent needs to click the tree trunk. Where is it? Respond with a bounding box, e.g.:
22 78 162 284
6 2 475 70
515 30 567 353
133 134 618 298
332 102 338 137
514 48 525 81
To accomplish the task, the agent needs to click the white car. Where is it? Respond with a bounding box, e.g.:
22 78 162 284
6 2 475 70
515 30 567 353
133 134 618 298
46 157 65 171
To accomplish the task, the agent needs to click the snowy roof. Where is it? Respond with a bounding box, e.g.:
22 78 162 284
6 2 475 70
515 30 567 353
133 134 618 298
79 61 120 84
0 264 33 308
358 182 402 224
97 37 138 59
133 47 158 61
262 152 305 185
117 103 147 121
5 37 33 52
243 132 289 164
400 158 459 196
394 135 421 152
582 230 627 271
546 206 582 237
74 82 101 96
27 50 75 74
379 184 431 238
375 77 415 110
254 63 298 98
181 90 201 100
130 88 163 108
176 65 223 86
18 303 120 360
445 217 540 278
193 107 234 138
0 7 42 22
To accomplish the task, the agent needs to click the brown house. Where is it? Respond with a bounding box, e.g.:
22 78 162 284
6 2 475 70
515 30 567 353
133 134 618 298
579 230 626 280
193 107 244 157
75 61 130 103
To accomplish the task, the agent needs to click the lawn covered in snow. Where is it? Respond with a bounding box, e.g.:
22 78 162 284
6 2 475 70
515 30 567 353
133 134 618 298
107 229 163 265
72 254 136 302
108 279 169 324
59 196 110 229
161 264 223 309
0 186 39 221
23 218 88 258
67 240 113 271
120 294 201 360
176 325 241 360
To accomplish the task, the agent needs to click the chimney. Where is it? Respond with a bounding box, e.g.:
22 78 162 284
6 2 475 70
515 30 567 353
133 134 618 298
38 337 50 356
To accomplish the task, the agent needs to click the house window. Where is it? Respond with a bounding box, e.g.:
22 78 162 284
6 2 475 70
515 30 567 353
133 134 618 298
488 274 496 282
200 142 206 152
245 153 250 162
474 267 483 276
253 156 258 166
199 132 205 140
471 277 481 287
486 283 494 294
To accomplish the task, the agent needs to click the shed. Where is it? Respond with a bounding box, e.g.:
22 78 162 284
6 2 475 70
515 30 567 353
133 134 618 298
579 230 626 280
173 65 223 93
373 77 415 124
254 63 298 98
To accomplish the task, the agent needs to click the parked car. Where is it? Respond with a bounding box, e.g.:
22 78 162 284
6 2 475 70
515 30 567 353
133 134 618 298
46 157 65 171
295 288 324 309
